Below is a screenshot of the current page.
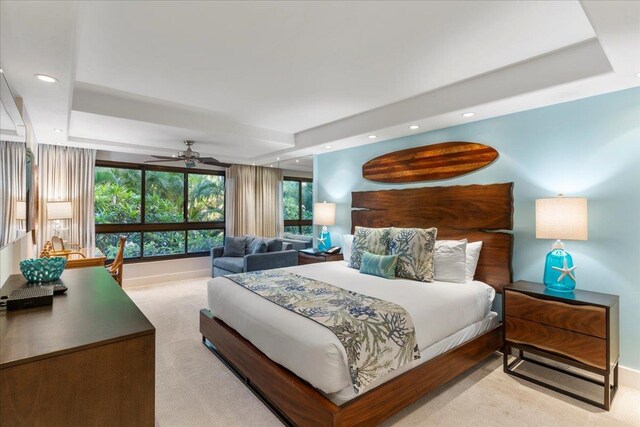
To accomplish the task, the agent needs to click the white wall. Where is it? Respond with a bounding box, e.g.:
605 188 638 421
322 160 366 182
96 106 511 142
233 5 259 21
122 256 211 288
0 233 35 285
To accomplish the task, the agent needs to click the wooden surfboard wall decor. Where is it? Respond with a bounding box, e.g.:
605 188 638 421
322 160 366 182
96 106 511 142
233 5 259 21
362 141 499 183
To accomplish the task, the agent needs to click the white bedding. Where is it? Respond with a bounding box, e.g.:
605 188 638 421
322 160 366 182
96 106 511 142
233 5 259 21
207 261 496 400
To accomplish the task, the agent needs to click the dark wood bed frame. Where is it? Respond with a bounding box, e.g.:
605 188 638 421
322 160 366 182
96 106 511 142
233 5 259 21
200 182 514 426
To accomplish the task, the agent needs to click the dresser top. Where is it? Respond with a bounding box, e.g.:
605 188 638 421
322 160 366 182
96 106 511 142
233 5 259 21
506 280 619 308
0 267 155 369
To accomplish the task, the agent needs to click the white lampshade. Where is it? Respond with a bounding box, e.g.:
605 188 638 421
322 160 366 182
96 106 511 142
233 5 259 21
313 202 336 226
47 201 72 220
536 196 588 241
16 201 26 220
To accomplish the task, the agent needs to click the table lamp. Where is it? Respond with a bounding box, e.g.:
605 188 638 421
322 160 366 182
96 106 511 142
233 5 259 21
313 201 336 252
47 201 72 241
535 195 588 292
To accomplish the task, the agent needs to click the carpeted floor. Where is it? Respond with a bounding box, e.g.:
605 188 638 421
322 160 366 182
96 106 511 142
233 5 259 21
125 277 640 427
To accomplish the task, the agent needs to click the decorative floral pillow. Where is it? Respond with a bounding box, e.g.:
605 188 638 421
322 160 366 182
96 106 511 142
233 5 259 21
388 227 438 282
348 226 391 269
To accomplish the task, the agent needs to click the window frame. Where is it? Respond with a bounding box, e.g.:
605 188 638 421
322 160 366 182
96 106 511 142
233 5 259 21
95 160 226 263
283 176 312 235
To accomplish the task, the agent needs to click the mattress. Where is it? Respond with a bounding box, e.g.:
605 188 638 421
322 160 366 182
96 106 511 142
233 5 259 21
207 261 496 402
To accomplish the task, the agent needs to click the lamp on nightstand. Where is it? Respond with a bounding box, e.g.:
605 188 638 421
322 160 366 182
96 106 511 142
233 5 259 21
535 195 588 292
313 201 336 252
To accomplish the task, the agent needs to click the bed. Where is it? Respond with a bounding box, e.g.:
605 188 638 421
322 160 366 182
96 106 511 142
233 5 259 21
200 182 513 426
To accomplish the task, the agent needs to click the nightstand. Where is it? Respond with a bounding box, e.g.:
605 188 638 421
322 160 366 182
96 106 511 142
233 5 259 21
298 249 343 265
503 281 619 410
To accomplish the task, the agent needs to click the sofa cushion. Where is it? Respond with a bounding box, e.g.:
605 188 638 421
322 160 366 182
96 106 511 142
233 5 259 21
250 239 268 254
265 238 283 252
245 236 265 255
223 236 246 257
213 256 244 273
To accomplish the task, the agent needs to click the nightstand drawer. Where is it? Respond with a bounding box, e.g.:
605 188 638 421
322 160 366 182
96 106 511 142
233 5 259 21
505 316 606 369
505 290 606 338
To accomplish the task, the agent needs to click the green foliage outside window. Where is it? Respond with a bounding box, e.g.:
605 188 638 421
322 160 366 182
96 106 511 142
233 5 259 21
95 167 141 224
95 166 225 260
283 178 312 236
145 171 184 223
188 174 225 222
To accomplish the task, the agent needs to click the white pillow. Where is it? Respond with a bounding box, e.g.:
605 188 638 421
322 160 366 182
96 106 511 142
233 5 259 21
465 241 483 281
434 239 467 283
342 234 354 263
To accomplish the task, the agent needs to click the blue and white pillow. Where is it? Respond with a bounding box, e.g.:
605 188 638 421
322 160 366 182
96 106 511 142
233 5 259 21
388 227 438 282
348 226 391 270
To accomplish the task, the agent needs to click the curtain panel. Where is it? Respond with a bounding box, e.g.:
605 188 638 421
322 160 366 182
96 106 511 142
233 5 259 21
226 165 283 238
37 144 96 250
0 140 26 247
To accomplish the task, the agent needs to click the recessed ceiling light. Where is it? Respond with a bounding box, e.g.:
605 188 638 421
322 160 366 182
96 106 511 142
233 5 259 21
462 112 475 118
295 159 299 163
636 72 640 77
0 67 3 74
409 125 420 130
368 135 377 139
270 164 273 167
324 145 332 149
34 74 58 83
251 162 255 166
276 157 280 160
53 128 63 133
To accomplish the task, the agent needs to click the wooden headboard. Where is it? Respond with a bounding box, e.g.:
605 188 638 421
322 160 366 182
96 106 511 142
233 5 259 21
351 182 513 292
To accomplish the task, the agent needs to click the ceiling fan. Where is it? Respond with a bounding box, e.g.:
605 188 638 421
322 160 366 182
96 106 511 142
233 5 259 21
144 140 232 168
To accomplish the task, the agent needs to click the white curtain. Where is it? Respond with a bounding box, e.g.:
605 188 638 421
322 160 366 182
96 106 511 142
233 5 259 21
0 140 26 247
225 165 283 237
37 144 96 250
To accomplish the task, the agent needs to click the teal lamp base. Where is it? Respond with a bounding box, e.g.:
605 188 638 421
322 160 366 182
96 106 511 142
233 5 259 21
543 240 577 292
317 226 332 252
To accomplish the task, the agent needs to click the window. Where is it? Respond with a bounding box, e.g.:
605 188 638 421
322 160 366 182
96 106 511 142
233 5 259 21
283 177 312 236
94 162 225 262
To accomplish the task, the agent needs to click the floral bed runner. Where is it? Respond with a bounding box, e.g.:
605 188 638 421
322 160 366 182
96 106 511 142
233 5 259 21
224 270 420 393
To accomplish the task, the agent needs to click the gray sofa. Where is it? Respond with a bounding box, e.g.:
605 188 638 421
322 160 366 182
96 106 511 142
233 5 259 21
211 236 298 277
282 232 313 250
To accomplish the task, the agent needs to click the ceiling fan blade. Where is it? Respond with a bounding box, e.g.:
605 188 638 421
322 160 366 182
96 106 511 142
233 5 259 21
198 158 232 168
151 155 179 160
198 156 221 163
144 159 181 163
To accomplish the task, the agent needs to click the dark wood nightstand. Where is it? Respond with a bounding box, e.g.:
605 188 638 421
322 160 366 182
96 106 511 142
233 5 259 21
298 249 344 265
503 281 619 410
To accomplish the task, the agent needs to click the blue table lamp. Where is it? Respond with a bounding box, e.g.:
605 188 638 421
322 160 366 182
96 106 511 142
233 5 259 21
313 201 336 252
535 195 588 292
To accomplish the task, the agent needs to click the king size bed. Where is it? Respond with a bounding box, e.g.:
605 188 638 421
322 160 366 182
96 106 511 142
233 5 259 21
200 182 513 426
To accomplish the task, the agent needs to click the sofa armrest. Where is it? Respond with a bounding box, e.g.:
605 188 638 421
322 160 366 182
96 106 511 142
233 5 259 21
244 250 299 272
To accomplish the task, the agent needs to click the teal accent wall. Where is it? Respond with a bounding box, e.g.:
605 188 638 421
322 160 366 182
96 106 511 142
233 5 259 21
315 87 640 370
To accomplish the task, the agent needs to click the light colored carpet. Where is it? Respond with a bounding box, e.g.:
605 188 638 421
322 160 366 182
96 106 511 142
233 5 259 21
125 277 640 427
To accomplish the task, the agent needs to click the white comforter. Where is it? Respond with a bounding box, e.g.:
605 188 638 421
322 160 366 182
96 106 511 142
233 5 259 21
207 261 495 396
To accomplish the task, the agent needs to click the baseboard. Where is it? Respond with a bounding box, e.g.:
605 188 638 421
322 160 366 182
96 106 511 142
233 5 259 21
620 365 640 390
123 269 210 288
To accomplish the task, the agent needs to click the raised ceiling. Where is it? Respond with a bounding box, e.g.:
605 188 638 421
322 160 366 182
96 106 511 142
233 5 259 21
1 1 638 171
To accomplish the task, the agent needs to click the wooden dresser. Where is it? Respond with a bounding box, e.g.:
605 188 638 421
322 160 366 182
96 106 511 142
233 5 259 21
503 281 619 410
0 267 155 426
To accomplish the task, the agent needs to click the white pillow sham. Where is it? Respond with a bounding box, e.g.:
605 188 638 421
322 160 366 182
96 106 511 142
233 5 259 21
342 234 354 263
434 239 484 282
434 239 467 283
465 241 483 281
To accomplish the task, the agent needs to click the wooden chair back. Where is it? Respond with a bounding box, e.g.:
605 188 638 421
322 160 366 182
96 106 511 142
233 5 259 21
106 236 126 287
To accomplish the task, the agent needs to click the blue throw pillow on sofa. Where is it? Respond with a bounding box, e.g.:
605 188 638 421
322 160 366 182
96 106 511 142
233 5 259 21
223 236 246 257
250 238 268 254
265 238 283 252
